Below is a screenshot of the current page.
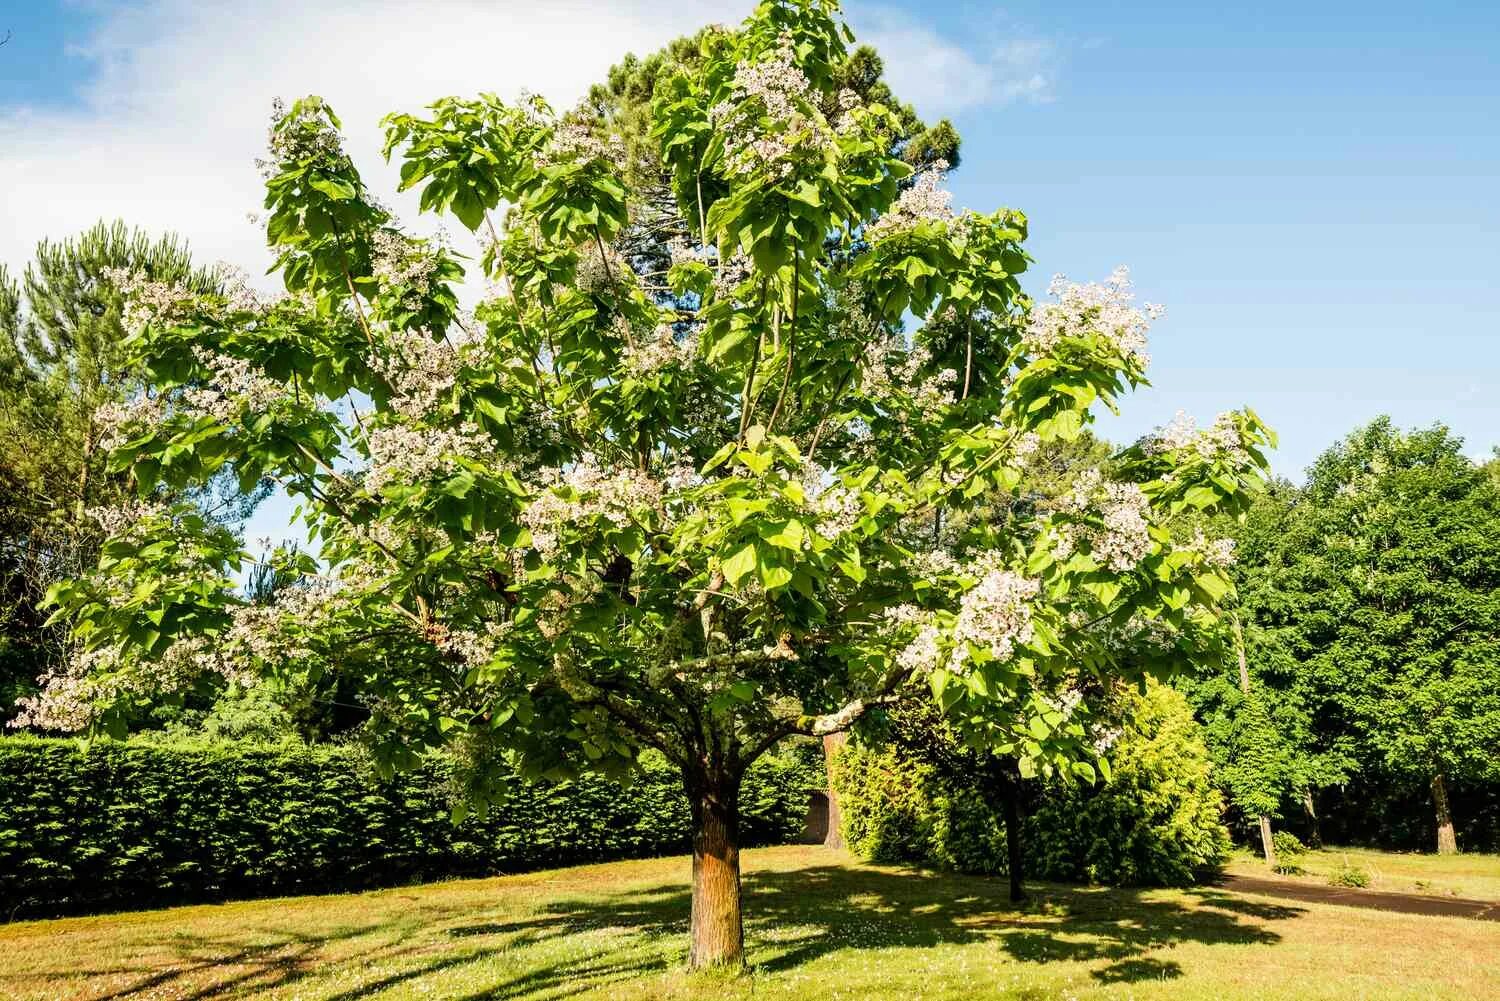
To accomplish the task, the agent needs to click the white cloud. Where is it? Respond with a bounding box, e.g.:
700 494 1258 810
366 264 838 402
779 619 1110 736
0 0 744 286
1 1 1058 284
850 7 1056 118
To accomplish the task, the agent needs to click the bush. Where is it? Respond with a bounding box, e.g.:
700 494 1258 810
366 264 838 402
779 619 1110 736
834 683 1230 887
1328 861 1371 888
1272 830 1306 859
0 736 819 917
1271 829 1308 871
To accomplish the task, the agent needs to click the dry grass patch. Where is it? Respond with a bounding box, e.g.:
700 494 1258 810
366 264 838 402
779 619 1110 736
2 845 1497 1000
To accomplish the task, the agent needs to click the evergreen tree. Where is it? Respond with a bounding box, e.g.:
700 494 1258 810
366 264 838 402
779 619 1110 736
0 222 265 719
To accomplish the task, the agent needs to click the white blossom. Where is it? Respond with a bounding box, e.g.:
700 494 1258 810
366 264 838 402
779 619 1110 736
1142 410 1251 467
520 458 663 558
1024 266 1153 367
370 326 472 419
94 394 168 451
535 120 623 168
708 34 818 178
623 324 698 375
181 347 284 424
866 161 955 242
257 97 346 178
949 553 1040 672
365 421 496 493
1057 470 1152 571
884 604 941 675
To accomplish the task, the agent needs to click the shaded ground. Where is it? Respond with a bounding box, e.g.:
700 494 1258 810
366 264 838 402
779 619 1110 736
1221 873 1500 921
2 845 1497 1000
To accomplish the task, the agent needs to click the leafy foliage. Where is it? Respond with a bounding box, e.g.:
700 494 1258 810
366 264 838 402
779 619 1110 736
834 683 1230 886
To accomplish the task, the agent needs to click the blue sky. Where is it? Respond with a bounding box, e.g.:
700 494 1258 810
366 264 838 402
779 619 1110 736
3 0 1497 548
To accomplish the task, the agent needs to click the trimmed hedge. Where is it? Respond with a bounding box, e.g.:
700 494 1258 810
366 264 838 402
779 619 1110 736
833 683 1230 886
0 737 819 917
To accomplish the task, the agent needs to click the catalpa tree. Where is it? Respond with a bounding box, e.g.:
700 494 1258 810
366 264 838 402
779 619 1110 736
35 0 1270 968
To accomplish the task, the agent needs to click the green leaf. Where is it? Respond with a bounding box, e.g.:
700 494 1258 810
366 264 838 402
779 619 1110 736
760 518 804 551
721 542 758 587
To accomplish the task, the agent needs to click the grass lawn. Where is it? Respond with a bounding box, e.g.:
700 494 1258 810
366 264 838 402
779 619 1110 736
3 845 1497 1001
1226 845 1500 901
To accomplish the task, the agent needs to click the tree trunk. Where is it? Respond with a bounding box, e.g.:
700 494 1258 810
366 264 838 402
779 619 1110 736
1301 788 1323 849
821 732 847 850
1234 615 1277 869
1258 813 1277 868
999 761 1027 903
686 766 744 969
1431 772 1459 855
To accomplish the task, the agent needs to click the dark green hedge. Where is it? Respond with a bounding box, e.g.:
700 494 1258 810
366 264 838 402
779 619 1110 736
0 737 819 918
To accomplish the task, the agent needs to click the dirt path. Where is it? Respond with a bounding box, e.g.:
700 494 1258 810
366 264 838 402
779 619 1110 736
1219 873 1500 922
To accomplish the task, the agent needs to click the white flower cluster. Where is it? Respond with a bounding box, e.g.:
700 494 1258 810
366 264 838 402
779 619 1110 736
667 238 699 268
865 160 955 242
182 347 285 425
623 324 699 375
9 647 136 732
1057 469 1153 571
85 498 167 537
365 420 496 493
371 231 443 312
575 242 628 296
1092 725 1123 755
94 395 168 451
1024 266 1157 368
103 266 200 336
1183 528 1237 568
1141 410 1251 467
257 97 346 178
11 612 270 733
833 88 862 132
709 34 816 178
884 604 942 675
905 549 960 580
949 553 1040 673
520 458 663 558
535 121 624 168
371 326 471 419
214 263 268 314
711 251 753 302
431 620 512 669
858 336 956 420
1043 686 1084 720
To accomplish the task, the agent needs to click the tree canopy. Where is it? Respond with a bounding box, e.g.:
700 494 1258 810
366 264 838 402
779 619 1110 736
33 0 1270 966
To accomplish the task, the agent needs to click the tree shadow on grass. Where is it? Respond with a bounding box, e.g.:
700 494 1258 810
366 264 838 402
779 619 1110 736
14 856 1305 1000
434 861 1305 999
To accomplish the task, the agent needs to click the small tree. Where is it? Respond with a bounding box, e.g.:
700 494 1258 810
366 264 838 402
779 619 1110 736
36 0 1270 967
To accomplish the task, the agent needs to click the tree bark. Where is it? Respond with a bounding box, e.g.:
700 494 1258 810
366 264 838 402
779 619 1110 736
821 732 847 850
1431 772 1459 855
686 766 744 969
1301 788 1323 849
1234 615 1277 869
999 761 1027 903
1258 813 1277 868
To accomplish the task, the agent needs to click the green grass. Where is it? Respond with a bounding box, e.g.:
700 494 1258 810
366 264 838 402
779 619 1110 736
1227 845 1500 900
2 845 1497 1001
